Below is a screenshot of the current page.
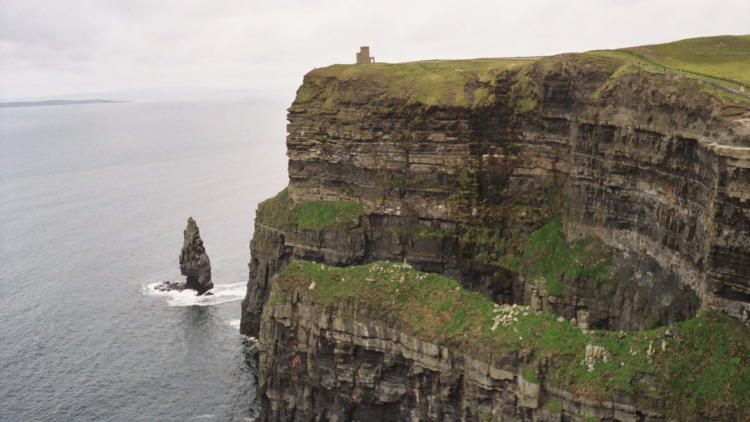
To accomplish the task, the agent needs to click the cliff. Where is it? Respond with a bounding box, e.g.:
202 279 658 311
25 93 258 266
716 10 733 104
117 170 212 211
241 35 750 421
258 261 749 421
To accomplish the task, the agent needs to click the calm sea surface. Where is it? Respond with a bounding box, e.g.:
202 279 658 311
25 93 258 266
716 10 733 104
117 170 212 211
0 98 289 421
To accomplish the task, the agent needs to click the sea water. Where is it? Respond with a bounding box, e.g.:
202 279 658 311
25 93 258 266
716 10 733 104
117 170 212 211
0 97 288 421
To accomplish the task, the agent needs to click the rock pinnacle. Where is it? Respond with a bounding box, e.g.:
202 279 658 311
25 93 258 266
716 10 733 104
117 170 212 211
179 217 213 295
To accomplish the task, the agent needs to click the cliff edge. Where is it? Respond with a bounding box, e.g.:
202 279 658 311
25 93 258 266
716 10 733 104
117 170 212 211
241 35 750 421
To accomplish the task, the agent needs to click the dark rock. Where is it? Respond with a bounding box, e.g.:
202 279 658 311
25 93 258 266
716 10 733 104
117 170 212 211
257 284 670 422
153 281 186 292
179 217 213 295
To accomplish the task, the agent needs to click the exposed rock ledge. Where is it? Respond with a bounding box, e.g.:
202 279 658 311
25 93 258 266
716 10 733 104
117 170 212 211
262 298 655 421
256 261 749 421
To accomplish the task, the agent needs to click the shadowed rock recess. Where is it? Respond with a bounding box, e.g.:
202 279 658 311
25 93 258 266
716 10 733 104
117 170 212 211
241 36 750 421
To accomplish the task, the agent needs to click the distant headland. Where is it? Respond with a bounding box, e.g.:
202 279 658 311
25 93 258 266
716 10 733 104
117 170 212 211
0 99 126 108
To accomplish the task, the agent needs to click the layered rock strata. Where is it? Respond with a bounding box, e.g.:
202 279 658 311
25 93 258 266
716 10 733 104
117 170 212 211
259 284 666 422
243 54 749 335
241 51 750 421
256 261 750 421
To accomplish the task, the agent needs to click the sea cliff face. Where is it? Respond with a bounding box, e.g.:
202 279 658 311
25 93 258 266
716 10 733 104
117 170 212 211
256 261 748 422
241 41 750 421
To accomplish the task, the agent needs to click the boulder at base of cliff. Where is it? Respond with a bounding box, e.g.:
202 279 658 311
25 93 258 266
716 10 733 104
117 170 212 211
179 217 213 295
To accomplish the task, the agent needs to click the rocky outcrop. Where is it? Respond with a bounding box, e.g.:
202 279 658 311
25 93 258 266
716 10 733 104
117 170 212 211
241 49 750 421
258 286 666 422
252 259 750 422
180 217 213 295
243 54 749 336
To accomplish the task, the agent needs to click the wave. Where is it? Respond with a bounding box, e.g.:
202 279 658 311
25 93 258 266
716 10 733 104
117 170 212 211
226 319 258 342
142 281 246 307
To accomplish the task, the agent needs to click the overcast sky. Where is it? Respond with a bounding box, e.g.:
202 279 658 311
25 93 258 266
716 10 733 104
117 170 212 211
1 0 748 102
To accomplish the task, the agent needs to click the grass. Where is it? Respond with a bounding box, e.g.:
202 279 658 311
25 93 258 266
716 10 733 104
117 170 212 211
501 217 612 296
585 36 750 89
293 200 363 230
544 398 562 413
257 187 364 230
522 365 539 383
623 35 750 87
509 64 540 113
256 187 292 227
515 97 537 113
295 35 750 112
585 36 750 110
662 316 750 417
277 260 493 341
273 259 750 419
299 35 749 111
298 58 539 107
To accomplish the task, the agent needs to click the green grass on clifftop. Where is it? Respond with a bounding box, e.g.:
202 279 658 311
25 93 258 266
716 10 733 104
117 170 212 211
298 35 749 111
257 187 364 230
585 35 750 111
624 35 750 87
274 260 750 419
299 58 538 107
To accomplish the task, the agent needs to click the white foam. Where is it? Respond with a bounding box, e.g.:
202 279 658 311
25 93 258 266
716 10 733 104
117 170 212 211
226 319 258 342
142 281 246 307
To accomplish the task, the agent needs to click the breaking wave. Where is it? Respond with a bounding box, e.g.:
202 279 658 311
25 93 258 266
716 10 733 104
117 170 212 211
142 281 246 306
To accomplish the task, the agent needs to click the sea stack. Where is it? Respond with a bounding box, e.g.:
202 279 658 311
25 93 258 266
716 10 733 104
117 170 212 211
179 217 213 295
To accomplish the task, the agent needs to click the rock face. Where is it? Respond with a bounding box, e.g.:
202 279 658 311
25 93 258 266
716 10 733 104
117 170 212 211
258 283 666 422
179 217 213 295
241 46 750 421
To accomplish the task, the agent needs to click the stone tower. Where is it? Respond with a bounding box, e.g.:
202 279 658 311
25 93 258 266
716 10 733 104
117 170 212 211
356 46 375 64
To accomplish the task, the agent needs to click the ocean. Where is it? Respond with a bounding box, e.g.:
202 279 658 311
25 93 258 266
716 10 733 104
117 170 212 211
0 97 289 421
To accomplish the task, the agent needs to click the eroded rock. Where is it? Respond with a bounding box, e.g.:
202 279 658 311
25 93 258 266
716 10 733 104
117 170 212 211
583 344 609 372
179 217 213 295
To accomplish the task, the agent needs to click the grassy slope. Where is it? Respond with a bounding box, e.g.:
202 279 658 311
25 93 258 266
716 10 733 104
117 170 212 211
586 35 750 111
501 217 612 296
276 260 750 420
624 35 750 87
256 187 363 230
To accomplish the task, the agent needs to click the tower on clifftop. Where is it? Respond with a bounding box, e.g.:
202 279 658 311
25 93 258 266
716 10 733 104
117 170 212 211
356 46 375 64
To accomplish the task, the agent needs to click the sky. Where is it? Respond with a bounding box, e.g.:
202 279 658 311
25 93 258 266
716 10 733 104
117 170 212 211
1 0 748 102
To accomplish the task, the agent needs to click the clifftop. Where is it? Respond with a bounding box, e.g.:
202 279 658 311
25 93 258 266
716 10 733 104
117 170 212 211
296 35 750 147
621 34 750 86
297 57 538 107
